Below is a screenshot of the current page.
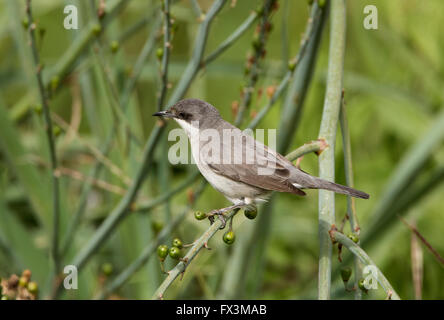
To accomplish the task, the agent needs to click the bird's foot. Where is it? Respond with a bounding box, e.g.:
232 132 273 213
208 210 227 229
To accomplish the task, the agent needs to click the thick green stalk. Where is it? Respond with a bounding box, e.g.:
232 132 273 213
317 0 346 300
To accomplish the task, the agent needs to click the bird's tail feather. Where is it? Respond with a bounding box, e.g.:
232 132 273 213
310 178 369 199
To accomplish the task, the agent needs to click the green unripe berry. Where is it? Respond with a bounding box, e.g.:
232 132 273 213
358 278 368 293
348 233 359 243
92 24 102 36
252 39 261 51
22 18 29 30
18 276 28 287
1 295 8 300
34 104 43 115
172 238 183 249
151 220 164 234
101 262 113 276
50 75 60 92
27 281 38 294
194 211 207 220
53 126 61 137
288 61 296 71
110 40 119 53
340 267 352 283
244 207 258 220
157 245 169 260
318 0 326 8
156 48 164 60
223 231 235 245
169 246 181 259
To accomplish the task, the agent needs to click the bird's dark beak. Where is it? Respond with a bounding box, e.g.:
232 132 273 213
152 110 175 118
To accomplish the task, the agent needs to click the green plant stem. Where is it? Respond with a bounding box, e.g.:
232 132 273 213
167 0 227 105
157 0 171 111
235 0 274 126
203 10 259 66
330 230 401 300
317 0 345 300
339 98 363 299
45 0 133 86
248 6 323 130
190 0 202 17
25 0 62 275
134 170 201 213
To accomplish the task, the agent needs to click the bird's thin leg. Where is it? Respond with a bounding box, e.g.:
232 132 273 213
207 203 245 229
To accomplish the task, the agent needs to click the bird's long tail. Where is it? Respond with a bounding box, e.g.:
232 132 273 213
294 170 370 199
310 177 369 199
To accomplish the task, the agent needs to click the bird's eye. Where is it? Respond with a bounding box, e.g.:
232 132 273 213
179 112 187 119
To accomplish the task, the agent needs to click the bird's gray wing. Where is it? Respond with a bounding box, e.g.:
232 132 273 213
200 129 306 196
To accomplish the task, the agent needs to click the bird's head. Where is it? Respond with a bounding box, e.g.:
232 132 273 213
153 98 221 133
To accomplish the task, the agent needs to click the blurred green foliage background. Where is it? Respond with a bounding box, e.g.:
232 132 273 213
0 0 443 299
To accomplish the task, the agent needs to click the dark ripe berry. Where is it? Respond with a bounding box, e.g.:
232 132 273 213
157 245 169 260
101 263 113 276
169 246 181 259
223 231 235 245
172 238 183 249
340 267 352 283
194 211 207 220
244 207 257 220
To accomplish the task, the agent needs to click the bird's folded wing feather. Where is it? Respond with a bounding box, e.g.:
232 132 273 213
201 131 306 196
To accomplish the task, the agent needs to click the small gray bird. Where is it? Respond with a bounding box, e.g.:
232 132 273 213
154 99 369 223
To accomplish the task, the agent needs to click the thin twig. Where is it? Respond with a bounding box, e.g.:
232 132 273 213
339 94 363 299
25 0 62 275
157 0 171 111
399 216 444 267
